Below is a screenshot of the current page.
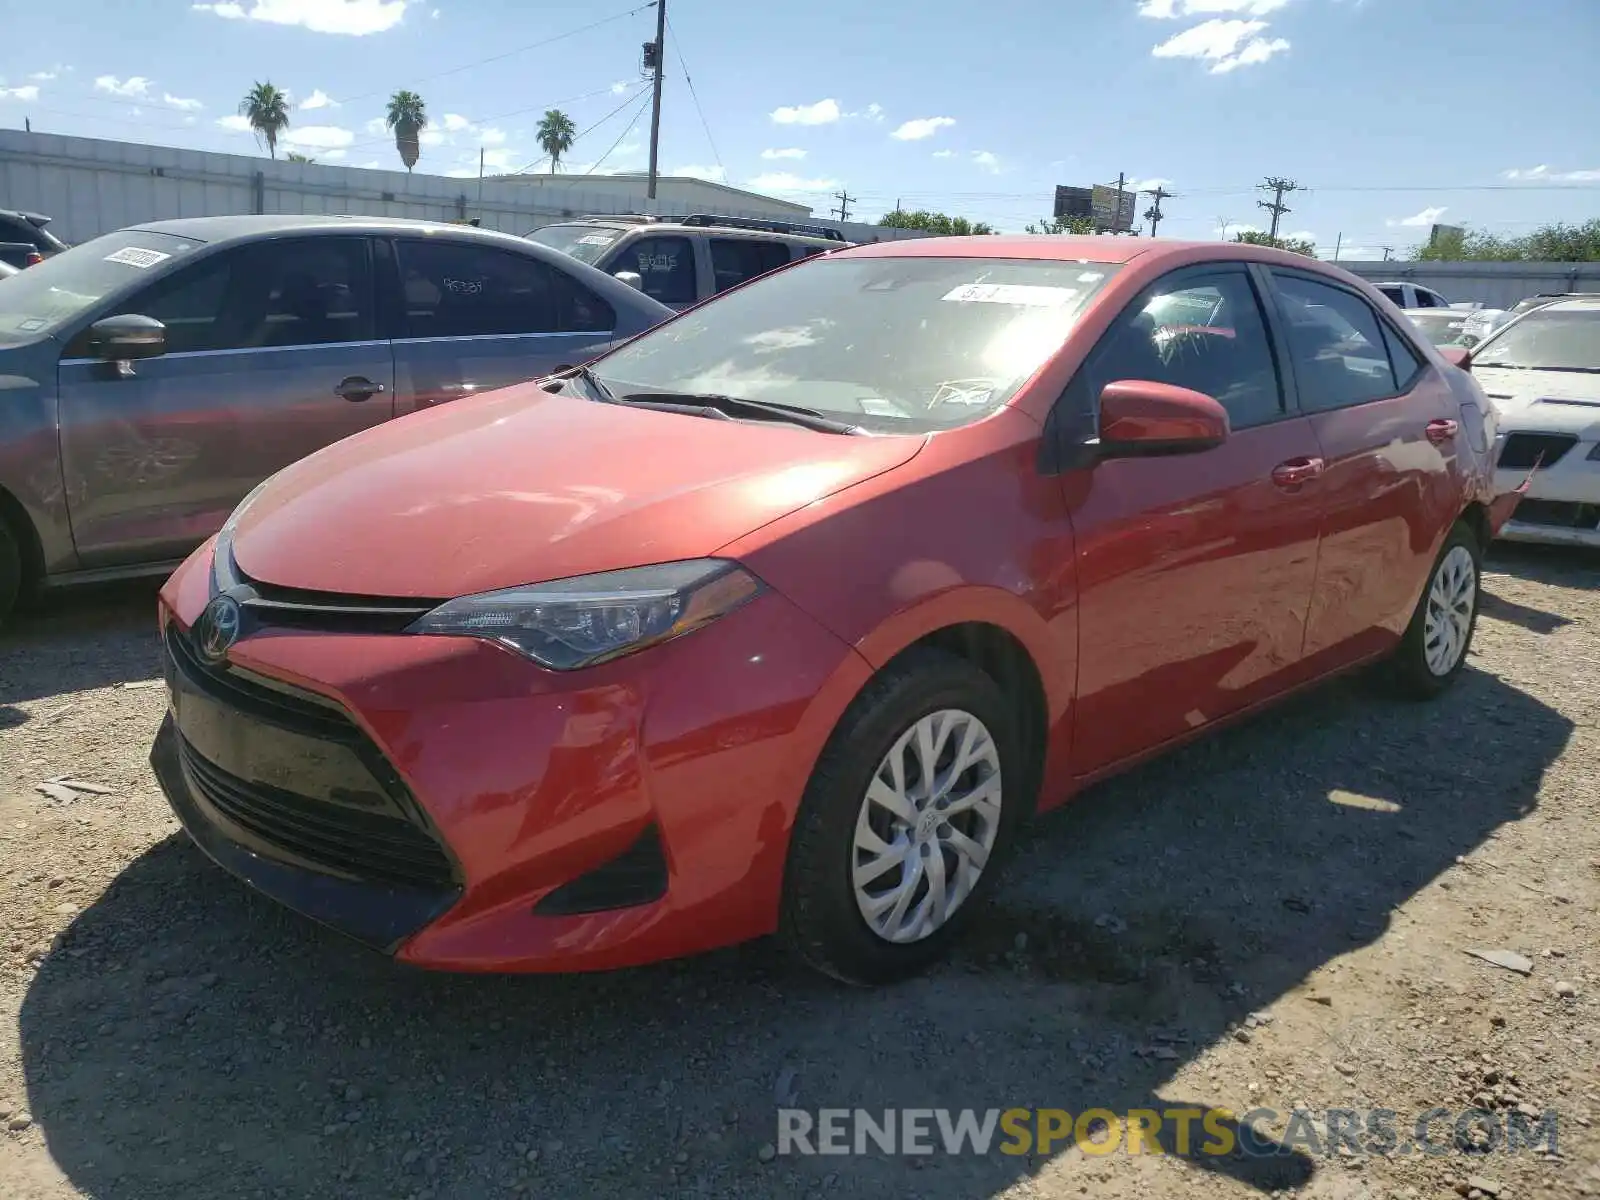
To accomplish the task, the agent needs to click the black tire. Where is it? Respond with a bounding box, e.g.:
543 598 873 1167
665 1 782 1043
779 648 1029 986
0 518 22 631
1386 520 1482 699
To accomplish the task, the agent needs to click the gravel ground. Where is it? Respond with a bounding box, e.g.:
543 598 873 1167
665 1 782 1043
2 546 1598 1200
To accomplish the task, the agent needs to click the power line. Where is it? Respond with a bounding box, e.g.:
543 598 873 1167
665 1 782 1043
665 15 722 177
832 190 856 221
584 88 653 175
515 84 651 174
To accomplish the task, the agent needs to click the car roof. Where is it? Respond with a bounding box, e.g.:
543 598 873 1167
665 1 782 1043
126 213 536 248
832 235 1352 271
1531 297 1600 314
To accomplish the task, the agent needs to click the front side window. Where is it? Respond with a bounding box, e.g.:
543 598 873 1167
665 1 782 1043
1271 273 1400 410
1472 307 1600 372
619 236 697 305
1379 286 1405 306
396 240 614 338
591 255 1121 432
1078 270 1284 429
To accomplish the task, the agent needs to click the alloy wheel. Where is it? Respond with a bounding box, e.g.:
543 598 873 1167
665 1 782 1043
1423 544 1477 676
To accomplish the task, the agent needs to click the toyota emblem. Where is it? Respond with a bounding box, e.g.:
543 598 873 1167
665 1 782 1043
195 595 243 664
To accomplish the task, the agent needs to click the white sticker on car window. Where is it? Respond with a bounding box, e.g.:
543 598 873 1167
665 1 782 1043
1077 272 1105 283
941 283 1078 307
931 380 998 407
104 247 171 269
577 233 617 246
16 318 47 332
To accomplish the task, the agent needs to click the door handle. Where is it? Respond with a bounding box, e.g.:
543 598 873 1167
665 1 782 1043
1425 418 1459 444
1271 456 1325 488
335 376 386 402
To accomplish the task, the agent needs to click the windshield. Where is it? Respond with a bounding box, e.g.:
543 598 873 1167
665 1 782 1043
525 224 625 266
1473 308 1600 371
590 255 1121 432
0 229 202 346
1406 310 1473 348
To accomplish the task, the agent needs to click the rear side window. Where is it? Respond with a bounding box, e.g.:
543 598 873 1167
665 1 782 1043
709 238 791 293
395 240 614 339
1378 285 1404 306
1380 322 1425 388
618 235 696 305
1271 273 1399 411
1079 268 1284 430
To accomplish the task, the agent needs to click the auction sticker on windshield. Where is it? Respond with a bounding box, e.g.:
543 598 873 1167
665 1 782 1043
577 234 617 246
104 247 172 269
942 283 1079 307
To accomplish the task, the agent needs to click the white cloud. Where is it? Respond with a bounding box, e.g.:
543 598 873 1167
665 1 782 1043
28 70 59 82
932 149 955 159
431 6 440 15
1388 205 1448 228
441 112 473 132
761 147 807 160
609 80 630 95
0 85 40 101
94 75 153 98
771 98 841 125
419 127 446 146
1151 18 1288 72
217 114 253 131
749 172 840 193
478 126 507 146
191 0 408 36
163 92 204 111
891 116 955 141
356 159 381 169
1210 35 1289 71
1503 164 1600 182
363 116 387 135
972 150 1001 173
299 88 338 110
1224 222 1260 238
1139 0 1288 17
863 102 884 122
319 148 347 161
282 124 355 150
1125 176 1173 191
672 164 727 182
1284 229 1317 243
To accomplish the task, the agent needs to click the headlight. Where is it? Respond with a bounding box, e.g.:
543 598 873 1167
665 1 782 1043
406 559 764 670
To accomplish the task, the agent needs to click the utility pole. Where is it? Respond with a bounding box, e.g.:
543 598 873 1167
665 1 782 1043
645 0 667 202
1381 245 1394 262
1257 176 1302 241
1115 172 1127 234
1142 184 1174 237
832 190 855 222
1218 215 1233 241
1332 232 1342 262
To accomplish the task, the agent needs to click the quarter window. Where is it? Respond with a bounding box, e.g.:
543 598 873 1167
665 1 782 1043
1079 270 1285 429
709 238 791 293
1380 321 1424 388
395 240 615 338
1271 273 1400 410
620 235 697 305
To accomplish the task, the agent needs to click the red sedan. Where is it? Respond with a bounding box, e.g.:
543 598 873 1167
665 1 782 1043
149 236 1512 985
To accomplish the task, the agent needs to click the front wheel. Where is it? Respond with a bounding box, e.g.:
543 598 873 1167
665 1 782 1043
1386 520 1482 698
780 649 1028 985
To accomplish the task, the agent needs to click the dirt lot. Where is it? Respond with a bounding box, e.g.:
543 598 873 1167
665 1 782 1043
2 547 1598 1200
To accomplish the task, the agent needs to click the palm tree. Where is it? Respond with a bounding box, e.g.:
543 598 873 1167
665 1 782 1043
536 109 576 174
285 151 316 164
238 81 291 159
386 90 427 173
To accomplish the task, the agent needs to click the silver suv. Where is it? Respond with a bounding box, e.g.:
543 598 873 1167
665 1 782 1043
527 214 849 310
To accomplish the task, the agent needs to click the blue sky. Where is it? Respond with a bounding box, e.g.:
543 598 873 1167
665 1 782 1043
2 0 1597 257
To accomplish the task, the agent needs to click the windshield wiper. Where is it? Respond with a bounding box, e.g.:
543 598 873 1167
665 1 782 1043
616 390 864 435
543 363 619 402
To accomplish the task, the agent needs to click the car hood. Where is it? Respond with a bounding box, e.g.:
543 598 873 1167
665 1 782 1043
1473 366 1600 434
230 383 925 597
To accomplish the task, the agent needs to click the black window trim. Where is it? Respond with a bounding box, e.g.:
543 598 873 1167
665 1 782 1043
1261 264 1433 411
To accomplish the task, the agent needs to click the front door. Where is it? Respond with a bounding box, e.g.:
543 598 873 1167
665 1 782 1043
1264 268 1465 667
1063 265 1326 776
389 237 620 414
58 235 393 567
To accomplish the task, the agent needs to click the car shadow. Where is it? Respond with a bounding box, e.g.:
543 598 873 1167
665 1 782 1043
18 665 1569 1199
1478 590 1572 634
0 580 164 706
1487 540 1600 586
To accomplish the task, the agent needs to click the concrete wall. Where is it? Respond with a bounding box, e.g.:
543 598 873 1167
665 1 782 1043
0 129 931 244
1337 259 1600 310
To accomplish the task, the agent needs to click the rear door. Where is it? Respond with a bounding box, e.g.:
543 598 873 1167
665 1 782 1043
707 236 792 295
1262 267 1464 667
388 237 619 413
1065 264 1326 776
57 235 393 566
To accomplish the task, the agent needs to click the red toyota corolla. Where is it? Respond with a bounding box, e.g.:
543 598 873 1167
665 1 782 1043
150 236 1514 985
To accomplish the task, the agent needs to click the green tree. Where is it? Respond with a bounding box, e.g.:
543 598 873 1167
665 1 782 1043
1233 230 1317 257
1411 219 1600 262
1025 215 1095 235
876 208 997 236
536 109 577 173
285 151 316 164
238 81 291 159
386 90 428 173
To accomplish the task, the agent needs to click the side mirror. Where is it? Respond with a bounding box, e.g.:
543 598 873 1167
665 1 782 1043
87 315 166 374
1438 346 1472 371
612 270 644 292
1098 380 1229 458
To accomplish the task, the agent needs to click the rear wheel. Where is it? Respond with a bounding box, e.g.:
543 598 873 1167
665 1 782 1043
1386 520 1481 698
780 649 1027 985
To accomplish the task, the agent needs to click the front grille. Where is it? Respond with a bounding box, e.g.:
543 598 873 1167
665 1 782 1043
1498 432 1577 470
179 740 456 889
238 567 439 635
1510 499 1600 530
166 622 354 742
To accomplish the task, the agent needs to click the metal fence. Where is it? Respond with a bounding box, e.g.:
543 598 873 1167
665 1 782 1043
1337 259 1600 309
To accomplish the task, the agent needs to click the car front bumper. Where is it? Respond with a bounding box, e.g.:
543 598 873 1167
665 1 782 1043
1491 426 1600 546
150 542 873 973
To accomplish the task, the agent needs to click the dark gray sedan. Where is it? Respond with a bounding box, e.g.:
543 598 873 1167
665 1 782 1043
0 215 674 623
